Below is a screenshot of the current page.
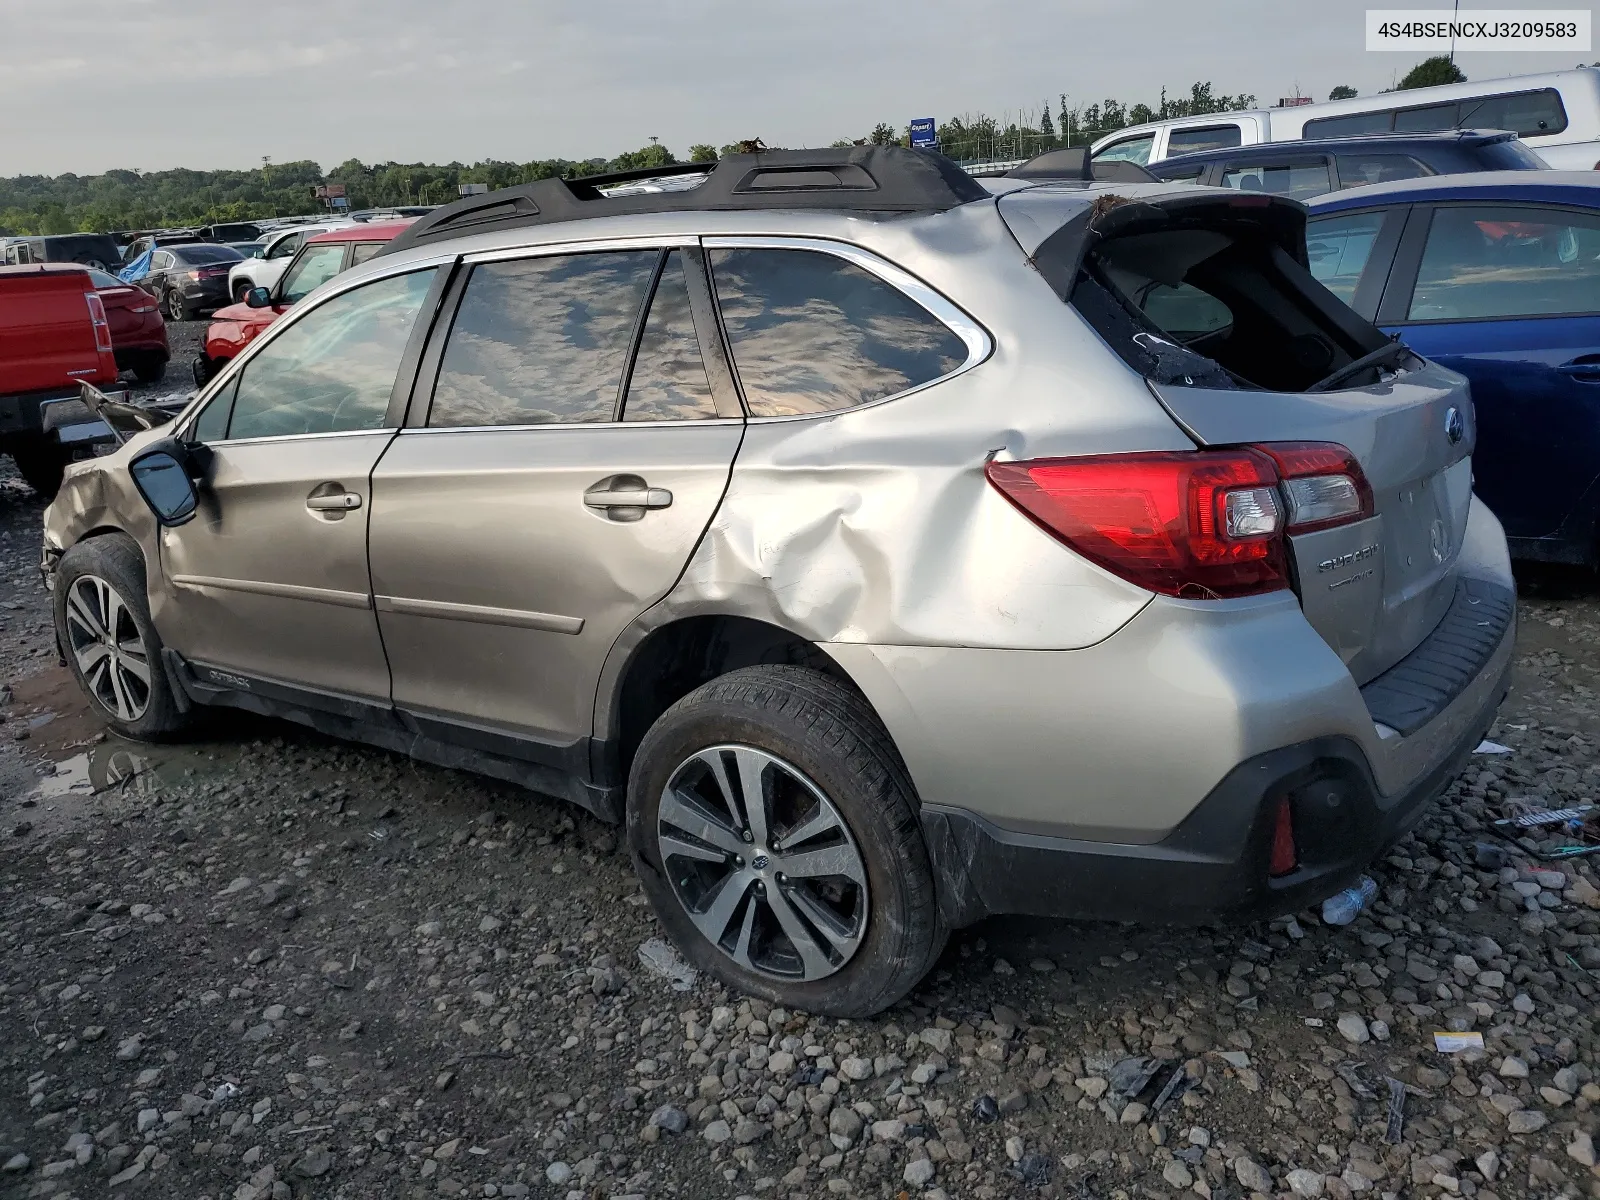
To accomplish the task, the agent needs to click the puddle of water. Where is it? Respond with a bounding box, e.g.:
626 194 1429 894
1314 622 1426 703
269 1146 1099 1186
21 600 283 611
27 741 169 802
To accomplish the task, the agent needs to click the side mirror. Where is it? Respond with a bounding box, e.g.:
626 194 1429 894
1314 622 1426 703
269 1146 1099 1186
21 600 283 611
129 440 201 527
245 287 272 308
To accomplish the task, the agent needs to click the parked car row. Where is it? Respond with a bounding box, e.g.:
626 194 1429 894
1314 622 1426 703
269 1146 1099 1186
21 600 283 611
40 146 1516 1017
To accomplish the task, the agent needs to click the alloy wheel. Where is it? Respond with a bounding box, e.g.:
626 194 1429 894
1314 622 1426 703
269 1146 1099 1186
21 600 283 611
656 744 869 982
63 574 152 722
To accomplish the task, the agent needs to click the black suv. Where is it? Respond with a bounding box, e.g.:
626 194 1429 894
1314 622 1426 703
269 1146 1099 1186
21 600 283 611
1147 129 1546 200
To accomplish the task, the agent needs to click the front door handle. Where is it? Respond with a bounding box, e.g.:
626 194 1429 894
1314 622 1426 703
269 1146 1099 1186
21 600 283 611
1557 359 1600 383
306 491 362 512
584 475 672 522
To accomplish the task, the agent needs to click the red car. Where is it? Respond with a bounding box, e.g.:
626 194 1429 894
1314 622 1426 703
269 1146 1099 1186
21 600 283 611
85 268 169 383
194 222 411 385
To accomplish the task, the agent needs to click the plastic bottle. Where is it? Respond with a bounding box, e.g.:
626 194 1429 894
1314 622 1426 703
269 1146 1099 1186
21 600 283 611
1321 875 1378 926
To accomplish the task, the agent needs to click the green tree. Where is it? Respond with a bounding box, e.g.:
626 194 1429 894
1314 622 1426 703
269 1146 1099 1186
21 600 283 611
1328 84 1359 100
1398 56 1466 89
1038 101 1054 138
688 144 718 163
869 123 897 145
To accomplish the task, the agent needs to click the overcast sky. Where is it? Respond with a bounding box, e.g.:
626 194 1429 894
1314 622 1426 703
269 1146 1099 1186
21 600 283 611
7 0 1593 176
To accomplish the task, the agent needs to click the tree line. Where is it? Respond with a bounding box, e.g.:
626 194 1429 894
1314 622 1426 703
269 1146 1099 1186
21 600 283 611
0 60 1467 236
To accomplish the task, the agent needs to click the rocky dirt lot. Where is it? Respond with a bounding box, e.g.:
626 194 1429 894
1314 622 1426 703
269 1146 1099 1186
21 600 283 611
1 419 1599 1200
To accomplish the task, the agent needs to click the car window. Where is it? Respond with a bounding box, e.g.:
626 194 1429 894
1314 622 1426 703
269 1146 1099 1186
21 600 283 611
1303 111 1394 138
193 376 238 443
1334 153 1433 188
429 251 659 427
1139 282 1233 338
350 242 386 265
151 252 173 271
1407 205 1600 321
1394 103 1458 132
223 268 436 440
1167 124 1243 155
267 232 303 259
1306 210 1390 304
86 269 123 289
1157 163 1208 183
174 245 243 264
1220 160 1332 200
710 247 968 417
279 245 348 304
1094 134 1155 166
1460 88 1568 137
1478 139 1548 170
622 250 717 422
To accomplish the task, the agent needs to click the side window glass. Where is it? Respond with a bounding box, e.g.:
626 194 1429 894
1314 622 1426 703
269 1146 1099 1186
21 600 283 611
429 251 658 427
1335 153 1432 188
1460 89 1567 137
710 247 968 417
1167 124 1242 155
1306 211 1389 304
623 251 717 421
1094 134 1155 166
1220 160 1331 200
226 268 436 440
1303 111 1393 138
279 245 347 303
1158 164 1207 184
1408 205 1600 321
1393 103 1458 131
192 376 238 443
1139 283 1233 338
350 242 385 265
268 234 300 260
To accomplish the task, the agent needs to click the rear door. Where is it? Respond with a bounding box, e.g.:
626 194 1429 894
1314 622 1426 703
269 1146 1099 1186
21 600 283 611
1375 201 1600 542
368 242 744 756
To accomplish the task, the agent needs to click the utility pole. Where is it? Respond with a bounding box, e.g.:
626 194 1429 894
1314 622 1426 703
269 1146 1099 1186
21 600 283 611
1450 0 1460 63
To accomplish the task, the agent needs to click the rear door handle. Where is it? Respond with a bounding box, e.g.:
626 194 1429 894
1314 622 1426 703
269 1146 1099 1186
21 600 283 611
1557 360 1600 382
584 476 673 522
306 491 362 511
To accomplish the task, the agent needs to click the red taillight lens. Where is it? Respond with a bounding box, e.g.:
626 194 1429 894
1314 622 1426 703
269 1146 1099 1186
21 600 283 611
1254 442 1374 534
1268 796 1297 876
85 293 113 354
985 449 1289 599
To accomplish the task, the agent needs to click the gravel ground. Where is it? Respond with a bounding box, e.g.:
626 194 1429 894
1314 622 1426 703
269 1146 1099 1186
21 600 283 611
2 447 1599 1200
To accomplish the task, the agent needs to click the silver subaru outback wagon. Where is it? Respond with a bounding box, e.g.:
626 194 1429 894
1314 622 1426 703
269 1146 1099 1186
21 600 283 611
42 147 1515 1017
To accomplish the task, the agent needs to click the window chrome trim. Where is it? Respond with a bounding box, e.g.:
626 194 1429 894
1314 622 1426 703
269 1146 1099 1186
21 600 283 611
175 252 458 440
200 427 398 449
401 417 743 435
699 235 993 422
462 234 689 266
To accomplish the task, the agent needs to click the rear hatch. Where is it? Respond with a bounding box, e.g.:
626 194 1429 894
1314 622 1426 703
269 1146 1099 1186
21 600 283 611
0 268 118 394
1001 185 1473 684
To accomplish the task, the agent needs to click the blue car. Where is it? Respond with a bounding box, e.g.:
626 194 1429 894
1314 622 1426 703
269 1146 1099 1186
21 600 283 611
1307 172 1600 565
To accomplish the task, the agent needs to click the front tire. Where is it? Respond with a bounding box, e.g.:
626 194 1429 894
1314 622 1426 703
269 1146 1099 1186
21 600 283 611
627 665 945 1017
232 279 253 304
53 534 190 742
164 290 190 322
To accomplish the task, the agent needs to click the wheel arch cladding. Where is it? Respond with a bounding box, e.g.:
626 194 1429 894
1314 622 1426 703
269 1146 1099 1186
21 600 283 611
599 614 885 790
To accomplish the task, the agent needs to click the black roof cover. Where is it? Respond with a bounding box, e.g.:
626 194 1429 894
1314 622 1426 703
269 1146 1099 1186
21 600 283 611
1006 147 1159 184
380 146 990 256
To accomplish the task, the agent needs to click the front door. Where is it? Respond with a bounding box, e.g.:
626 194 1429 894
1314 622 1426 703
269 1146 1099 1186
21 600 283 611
160 265 441 700
369 245 743 752
1383 202 1600 540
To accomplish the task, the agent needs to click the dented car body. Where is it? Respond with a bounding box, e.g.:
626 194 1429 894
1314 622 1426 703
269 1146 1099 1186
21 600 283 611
40 149 1515 1014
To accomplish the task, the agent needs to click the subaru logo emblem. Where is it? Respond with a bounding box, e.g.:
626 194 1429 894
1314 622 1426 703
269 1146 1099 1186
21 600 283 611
1444 406 1465 445
752 854 770 870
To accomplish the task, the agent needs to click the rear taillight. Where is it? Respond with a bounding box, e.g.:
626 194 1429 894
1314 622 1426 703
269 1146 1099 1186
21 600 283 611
1268 796 1298 876
186 269 201 281
985 441 1372 599
1255 442 1374 533
85 293 113 354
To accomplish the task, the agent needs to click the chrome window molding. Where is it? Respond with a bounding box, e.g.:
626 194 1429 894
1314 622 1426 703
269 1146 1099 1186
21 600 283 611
401 417 743 435
462 234 690 265
700 235 993 422
200 427 399 449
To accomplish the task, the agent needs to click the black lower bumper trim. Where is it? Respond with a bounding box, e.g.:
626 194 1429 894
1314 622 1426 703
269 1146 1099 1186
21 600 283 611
923 666 1509 927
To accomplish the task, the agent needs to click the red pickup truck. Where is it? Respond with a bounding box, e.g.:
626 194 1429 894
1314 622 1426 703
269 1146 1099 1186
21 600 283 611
0 265 122 496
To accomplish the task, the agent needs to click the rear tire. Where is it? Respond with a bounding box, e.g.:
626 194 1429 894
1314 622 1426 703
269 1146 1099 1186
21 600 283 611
627 665 945 1017
133 354 166 384
192 356 216 388
53 534 190 742
9 437 71 499
164 290 190 322
232 279 252 304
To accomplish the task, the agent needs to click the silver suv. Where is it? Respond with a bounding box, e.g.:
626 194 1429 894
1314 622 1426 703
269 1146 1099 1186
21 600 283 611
42 148 1515 1017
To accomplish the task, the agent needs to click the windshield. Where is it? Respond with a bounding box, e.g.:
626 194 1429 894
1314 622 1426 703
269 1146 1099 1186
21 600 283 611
1478 139 1550 170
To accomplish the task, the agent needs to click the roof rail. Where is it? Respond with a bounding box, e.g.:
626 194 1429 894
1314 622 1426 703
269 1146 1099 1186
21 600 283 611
1006 148 1158 184
379 146 989 256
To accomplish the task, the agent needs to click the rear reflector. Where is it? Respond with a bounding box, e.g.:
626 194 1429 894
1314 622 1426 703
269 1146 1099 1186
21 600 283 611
986 441 1372 599
985 450 1289 599
85 293 113 354
1268 796 1297 876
